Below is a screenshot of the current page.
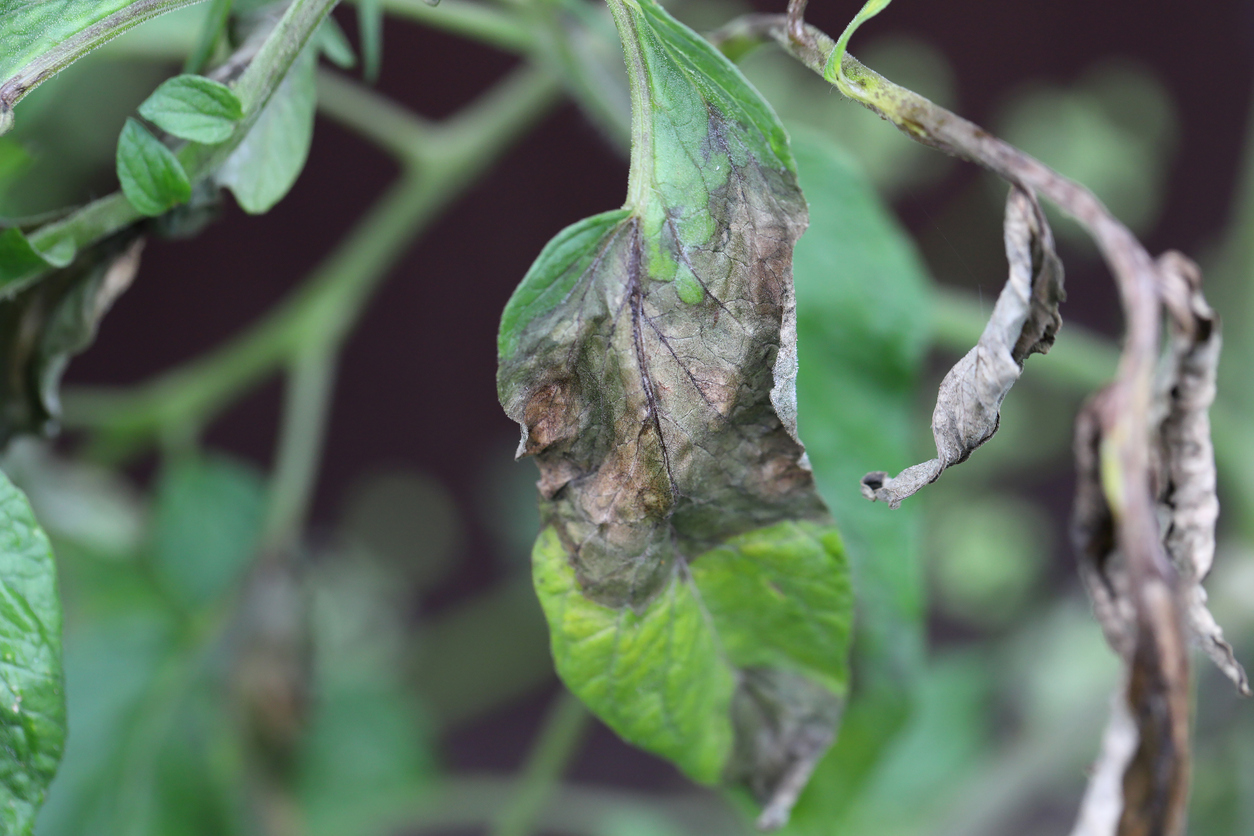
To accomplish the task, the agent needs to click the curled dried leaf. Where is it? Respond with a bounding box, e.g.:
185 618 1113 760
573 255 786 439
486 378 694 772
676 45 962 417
861 187 1063 507
1154 251 1249 694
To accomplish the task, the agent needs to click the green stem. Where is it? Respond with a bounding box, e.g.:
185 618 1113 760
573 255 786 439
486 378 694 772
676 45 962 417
63 66 561 448
261 348 337 550
315 69 434 164
365 0 533 53
184 0 235 74
26 0 338 271
490 690 591 836
604 0 651 209
0 0 210 132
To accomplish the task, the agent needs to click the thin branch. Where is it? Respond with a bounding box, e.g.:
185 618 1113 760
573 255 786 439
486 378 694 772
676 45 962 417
63 66 561 451
490 690 591 836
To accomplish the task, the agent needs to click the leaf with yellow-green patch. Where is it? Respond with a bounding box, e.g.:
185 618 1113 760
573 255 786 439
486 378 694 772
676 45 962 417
498 0 851 826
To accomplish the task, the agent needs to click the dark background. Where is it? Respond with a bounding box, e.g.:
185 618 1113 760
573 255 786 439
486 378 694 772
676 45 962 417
63 0 1254 801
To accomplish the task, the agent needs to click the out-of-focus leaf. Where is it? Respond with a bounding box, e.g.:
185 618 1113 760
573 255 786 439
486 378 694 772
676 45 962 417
995 62 1176 240
0 234 141 446
315 17 355 69
36 613 239 836
781 129 930 831
115 118 192 217
862 188 1063 507
499 0 851 825
0 227 74 294
215 44 315 214
137 74 242 144
1 440 145 559
339 469 462 591
149 454 265 610
0 469 65 835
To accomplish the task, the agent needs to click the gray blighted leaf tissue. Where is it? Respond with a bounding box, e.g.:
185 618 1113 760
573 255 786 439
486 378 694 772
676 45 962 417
861 187 1064 508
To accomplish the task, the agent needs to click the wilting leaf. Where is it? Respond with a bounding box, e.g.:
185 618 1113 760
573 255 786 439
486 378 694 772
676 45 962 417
498 0 850 825
1153 251 1248 695
0 234 142 446
149 454 266 610
137 74 243 144
0 468 66 835
862 187 1064 507
1069 252 1239 836
116 118 192 217
215 44 315 214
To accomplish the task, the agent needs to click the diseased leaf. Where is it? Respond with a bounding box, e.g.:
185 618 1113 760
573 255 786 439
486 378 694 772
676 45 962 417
498 0 850 826
137 74 243 144
0 234 142 446
149 454 266 610
862 187 1064 507
116 118 192 217
1069 251 1240 836
0 468 66 835
215 44 315 214
1153 251 1249 695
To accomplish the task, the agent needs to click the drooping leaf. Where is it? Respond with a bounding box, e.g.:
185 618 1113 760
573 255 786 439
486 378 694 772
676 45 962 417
149 454 266 610
1152 251 1248 694
215 44 315 214
861 187 1064 507
0 468 66 835
116 118 192 217
780 128 930 831
498 0 851 826
0 234 142 446
137 74 243 144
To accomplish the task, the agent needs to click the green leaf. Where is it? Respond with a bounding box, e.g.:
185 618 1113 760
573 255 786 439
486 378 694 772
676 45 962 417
777 128 932 832
0 235 142 445
137 74 243 144
0 0 208 131
826 0 893 86
0 469 66 835
316 17 356 69
0 227 71 295
498 0 850 824
215 44 316 214
149 454 265 610
534 522 850 786
115 118 192 217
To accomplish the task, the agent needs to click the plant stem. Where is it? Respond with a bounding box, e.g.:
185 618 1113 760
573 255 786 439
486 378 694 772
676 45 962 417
365 0 533 53
25 0 338 276
490 689 591 836
63 66 561 449
261 349 337 550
